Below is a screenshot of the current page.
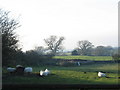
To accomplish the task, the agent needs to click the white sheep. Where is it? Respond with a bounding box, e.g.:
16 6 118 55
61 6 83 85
16 65 23 68
98 72 106 77
40 70 48 76
40 70 44 76
24 67 33 73
44 69 50 74
7 67 16 73
77 62 80 66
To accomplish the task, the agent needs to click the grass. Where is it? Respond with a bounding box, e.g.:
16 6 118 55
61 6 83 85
32 63 119 73
3 71 118 84
53 55 113 61
3 63 119 85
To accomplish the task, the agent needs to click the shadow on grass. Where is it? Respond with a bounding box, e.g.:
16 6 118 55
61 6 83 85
3 72 118 84
2 72 119 90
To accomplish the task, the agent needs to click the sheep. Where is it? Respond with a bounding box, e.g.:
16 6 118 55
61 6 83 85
16 65 23 68
16 65 25 75
77 62 80 66
40 70 44 76
40 70 48 76
24 67 33 73
44 69 50 75
7 67 16 73
98 72 106 77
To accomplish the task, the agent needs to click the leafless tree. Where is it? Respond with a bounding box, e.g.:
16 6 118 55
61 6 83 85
78 40 94 55
44 35 64 55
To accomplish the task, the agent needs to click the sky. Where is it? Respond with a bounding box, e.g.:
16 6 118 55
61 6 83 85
0 0 119 51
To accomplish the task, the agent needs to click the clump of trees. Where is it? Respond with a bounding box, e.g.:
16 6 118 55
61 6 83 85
72 49 79 55
1 9 20 66
93 46 113 56
72 40 117 56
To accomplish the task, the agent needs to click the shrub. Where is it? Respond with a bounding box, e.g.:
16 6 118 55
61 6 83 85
112 54 120 63
58 61 76 67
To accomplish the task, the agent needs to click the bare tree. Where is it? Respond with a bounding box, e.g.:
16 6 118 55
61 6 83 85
78 40 94 55
44 35 64 56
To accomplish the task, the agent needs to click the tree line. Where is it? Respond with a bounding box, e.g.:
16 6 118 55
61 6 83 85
71 40 117 56
1 9 119 67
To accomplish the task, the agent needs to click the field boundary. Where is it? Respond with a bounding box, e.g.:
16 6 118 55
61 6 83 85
54 59 115 63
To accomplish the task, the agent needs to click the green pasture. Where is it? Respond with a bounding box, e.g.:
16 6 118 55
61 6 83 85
53 55 113 61
3 63 119 85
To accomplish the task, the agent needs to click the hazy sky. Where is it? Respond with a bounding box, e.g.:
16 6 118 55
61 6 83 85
0 0 119 51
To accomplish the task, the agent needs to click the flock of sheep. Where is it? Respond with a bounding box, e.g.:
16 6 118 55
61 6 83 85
7 65 51 76
7 65 33 74
7 65 106 77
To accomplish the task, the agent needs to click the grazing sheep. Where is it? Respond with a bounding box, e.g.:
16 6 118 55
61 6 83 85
7 67 16 73
40 70 44 76
40 70 48 76
98 72 106 77
16 65 25 75
24 67 33 73
44 69 50 74
16 65 23 68
77 62 80 66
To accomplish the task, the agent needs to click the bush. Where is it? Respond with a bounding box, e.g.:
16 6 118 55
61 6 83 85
112 54 120 63
58 61 76 67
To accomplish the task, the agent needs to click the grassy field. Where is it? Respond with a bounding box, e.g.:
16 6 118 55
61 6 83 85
53 55 113 61
3 63 119 85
